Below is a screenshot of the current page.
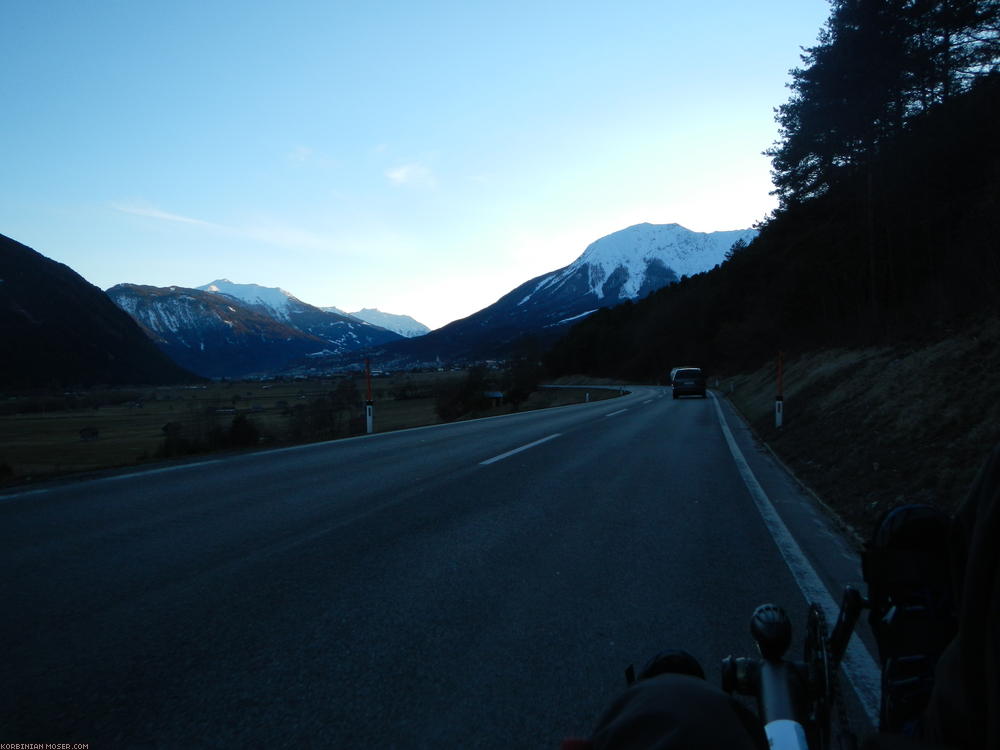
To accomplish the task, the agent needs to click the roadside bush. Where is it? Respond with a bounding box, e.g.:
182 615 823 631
157 434 197 458
435 367 491 421
229 414 259 447
391 379 434 400
156 413 259 456
286 382 361 441
502 359 543 409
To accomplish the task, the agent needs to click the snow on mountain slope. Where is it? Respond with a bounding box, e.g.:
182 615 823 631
321 305 351 318
527 223 756 304
347 308 430 338
197 279 299 320
198 280 404 346
199 280 427 339
107 284 328 378
109 282 405 377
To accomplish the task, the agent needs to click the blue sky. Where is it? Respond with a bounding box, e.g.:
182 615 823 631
3 0 830 330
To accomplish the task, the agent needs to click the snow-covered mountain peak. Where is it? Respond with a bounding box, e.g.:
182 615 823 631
516 223 757 307
576 223 729 271
321 307 430 338
198 279 300 320
541 222 756 301
351 308 430 338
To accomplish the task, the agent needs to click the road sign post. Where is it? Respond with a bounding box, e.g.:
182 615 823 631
365 358 374 434
775 351 784 429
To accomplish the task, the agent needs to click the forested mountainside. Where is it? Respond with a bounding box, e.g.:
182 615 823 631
547 0 1000 380
0 234 199 388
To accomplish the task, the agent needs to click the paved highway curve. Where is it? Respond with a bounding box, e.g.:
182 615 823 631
1 386 876 747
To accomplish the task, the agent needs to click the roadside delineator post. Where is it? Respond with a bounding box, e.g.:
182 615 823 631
365 359 374 434
775 351 784 429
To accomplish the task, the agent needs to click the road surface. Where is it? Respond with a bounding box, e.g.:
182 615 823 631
1 387 876 747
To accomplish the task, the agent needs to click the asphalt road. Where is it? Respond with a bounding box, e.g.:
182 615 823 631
1 387 876 747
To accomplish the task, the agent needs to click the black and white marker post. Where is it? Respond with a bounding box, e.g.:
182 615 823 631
775 351 784 429
365 358 374 434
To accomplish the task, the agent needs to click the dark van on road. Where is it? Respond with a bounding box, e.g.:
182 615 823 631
672 367 707 399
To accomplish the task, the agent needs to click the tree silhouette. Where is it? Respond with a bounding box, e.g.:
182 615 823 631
724 238 750 262
768 0 1000 209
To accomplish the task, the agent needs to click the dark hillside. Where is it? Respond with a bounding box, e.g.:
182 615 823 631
0 234 199 388
546 74 1000 381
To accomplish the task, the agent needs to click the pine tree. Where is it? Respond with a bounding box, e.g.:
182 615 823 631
767 0 1000 209
724 238 750 262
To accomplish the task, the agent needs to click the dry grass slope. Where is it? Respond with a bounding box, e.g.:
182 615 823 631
721 318 1000 536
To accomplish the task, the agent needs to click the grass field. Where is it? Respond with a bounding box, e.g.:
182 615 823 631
0 372 621 486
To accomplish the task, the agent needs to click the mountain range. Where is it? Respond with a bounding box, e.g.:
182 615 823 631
2 222 754 385
110 223 755 376
322 307 430 338
191 280 429 338
107 281 405 378
327 223 757 368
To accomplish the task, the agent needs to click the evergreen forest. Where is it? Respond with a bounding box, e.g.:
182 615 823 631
546 0 1000 380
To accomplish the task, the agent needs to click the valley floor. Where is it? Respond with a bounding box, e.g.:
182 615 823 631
0 373 620 488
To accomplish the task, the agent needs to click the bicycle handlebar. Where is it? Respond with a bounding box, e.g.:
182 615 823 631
721 588 867 750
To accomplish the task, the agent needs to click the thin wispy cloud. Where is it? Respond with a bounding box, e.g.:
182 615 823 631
288 145 314 163
385 163 437 188
110 202 217 227
241 222 330 251
110 201 331 251
286 145 338 168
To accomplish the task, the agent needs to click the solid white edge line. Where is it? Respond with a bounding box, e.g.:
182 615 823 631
101 459 223 481
479 433 562 466
709 392 881 727
604 409 628 417
0 458 226 501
